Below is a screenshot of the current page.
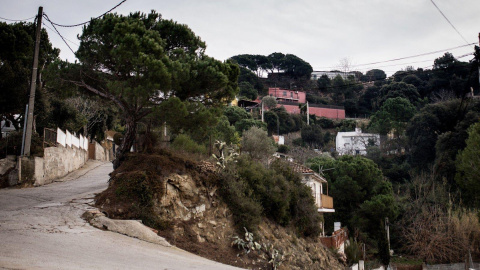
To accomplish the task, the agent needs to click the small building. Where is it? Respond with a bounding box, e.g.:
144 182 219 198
336 128 380 156
288 161 334 214
273 157 334 236
268 87 306 103
272 135 284 145
266 88 346 119
311 71 357 81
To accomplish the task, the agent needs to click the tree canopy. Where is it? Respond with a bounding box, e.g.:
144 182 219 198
0 22 59 137
455 122 480 208
67 11 238 168
230 52 312 79
368 97 416 136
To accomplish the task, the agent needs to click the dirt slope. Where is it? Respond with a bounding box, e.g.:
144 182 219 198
95 149 343 269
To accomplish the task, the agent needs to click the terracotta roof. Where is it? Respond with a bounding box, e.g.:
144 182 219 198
270 156 328 183
288 161 327 183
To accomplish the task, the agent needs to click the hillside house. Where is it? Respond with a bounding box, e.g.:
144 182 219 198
311 71 357 80
268 88 306 103
267 88 345 119
288 161 334 214
336 128 380 156
273 156 334 236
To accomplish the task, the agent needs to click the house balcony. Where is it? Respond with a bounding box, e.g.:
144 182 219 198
314 193 335 212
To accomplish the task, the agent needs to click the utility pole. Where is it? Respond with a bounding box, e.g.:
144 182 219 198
306 101 309 125
477 33 480 87
385 217 390 253
23 6 43 156
261 101 264 122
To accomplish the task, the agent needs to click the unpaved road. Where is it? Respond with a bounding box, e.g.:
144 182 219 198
0 161 241 270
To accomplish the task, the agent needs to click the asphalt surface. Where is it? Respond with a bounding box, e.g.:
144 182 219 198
0 161 242 270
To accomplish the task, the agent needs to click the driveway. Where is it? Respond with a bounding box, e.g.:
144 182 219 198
0 161 241 270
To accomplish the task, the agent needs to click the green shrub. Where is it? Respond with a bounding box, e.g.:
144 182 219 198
277 144 290 154
219 156 321 237
317 117 335 129
171 134 206 154
219 167 263 233
113 132 124 146
292 138 305 147
345 238 362 266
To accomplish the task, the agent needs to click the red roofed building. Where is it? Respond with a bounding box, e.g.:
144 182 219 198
268 88 306 103
267 88 345 120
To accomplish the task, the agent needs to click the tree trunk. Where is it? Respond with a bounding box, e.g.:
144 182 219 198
113 115 137 169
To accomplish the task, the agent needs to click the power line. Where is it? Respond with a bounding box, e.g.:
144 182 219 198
0 15 36 22
314 43 475 70
346 53 474 73
45 0 127 28
429 0 470 45
42 21 79 47
43 14 75 55
352 43 475 67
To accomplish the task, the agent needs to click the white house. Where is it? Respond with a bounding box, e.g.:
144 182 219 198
336 128 380 156
311 71 357 81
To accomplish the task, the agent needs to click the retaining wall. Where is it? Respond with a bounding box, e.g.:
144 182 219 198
94 141 108 161
21 145 88 186
425 262 480 270
18 128 107 186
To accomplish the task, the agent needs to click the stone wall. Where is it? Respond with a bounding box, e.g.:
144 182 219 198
40 145 88 185
94 141 108 161
20 145 88 186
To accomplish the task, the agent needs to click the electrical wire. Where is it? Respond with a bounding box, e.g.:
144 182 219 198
314 43 475 71
42 14 76 55
345 53 473 73
0 15 36 22
42 21 79 47
45 0 127 28
429 0 470 45
353 43 475 67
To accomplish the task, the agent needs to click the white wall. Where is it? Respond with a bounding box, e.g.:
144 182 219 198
19 129 105 186
336 129 380 156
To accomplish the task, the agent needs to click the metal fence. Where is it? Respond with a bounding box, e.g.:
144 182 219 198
43 128 57 148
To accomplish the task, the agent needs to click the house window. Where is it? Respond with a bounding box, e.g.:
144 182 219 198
283 91 287 96
5 121 11 127
290 92 293 98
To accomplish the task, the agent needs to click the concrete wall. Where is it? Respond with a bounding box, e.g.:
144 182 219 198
279 104 346 119
15 128 108 187
94 141 108 161
424 263 480 270
21 145 88 186
40 145 88 185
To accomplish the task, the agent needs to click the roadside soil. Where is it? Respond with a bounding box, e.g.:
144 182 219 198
95 149 344 270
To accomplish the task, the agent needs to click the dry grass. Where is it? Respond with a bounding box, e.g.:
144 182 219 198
399 174 480 263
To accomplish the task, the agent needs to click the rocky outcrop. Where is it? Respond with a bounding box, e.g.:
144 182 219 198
95 151 343 270
83 209 171 247
0 156 17 188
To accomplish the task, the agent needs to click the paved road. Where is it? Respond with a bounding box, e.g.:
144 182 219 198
0 161 241 270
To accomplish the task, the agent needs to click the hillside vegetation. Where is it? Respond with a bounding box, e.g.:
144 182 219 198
95 149 343 270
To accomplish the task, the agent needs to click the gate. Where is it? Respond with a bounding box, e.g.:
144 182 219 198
88 142 95 160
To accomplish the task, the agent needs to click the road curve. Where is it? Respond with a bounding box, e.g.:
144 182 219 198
0 161 242 270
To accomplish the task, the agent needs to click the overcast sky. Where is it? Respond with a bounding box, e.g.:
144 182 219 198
2 0 479 76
